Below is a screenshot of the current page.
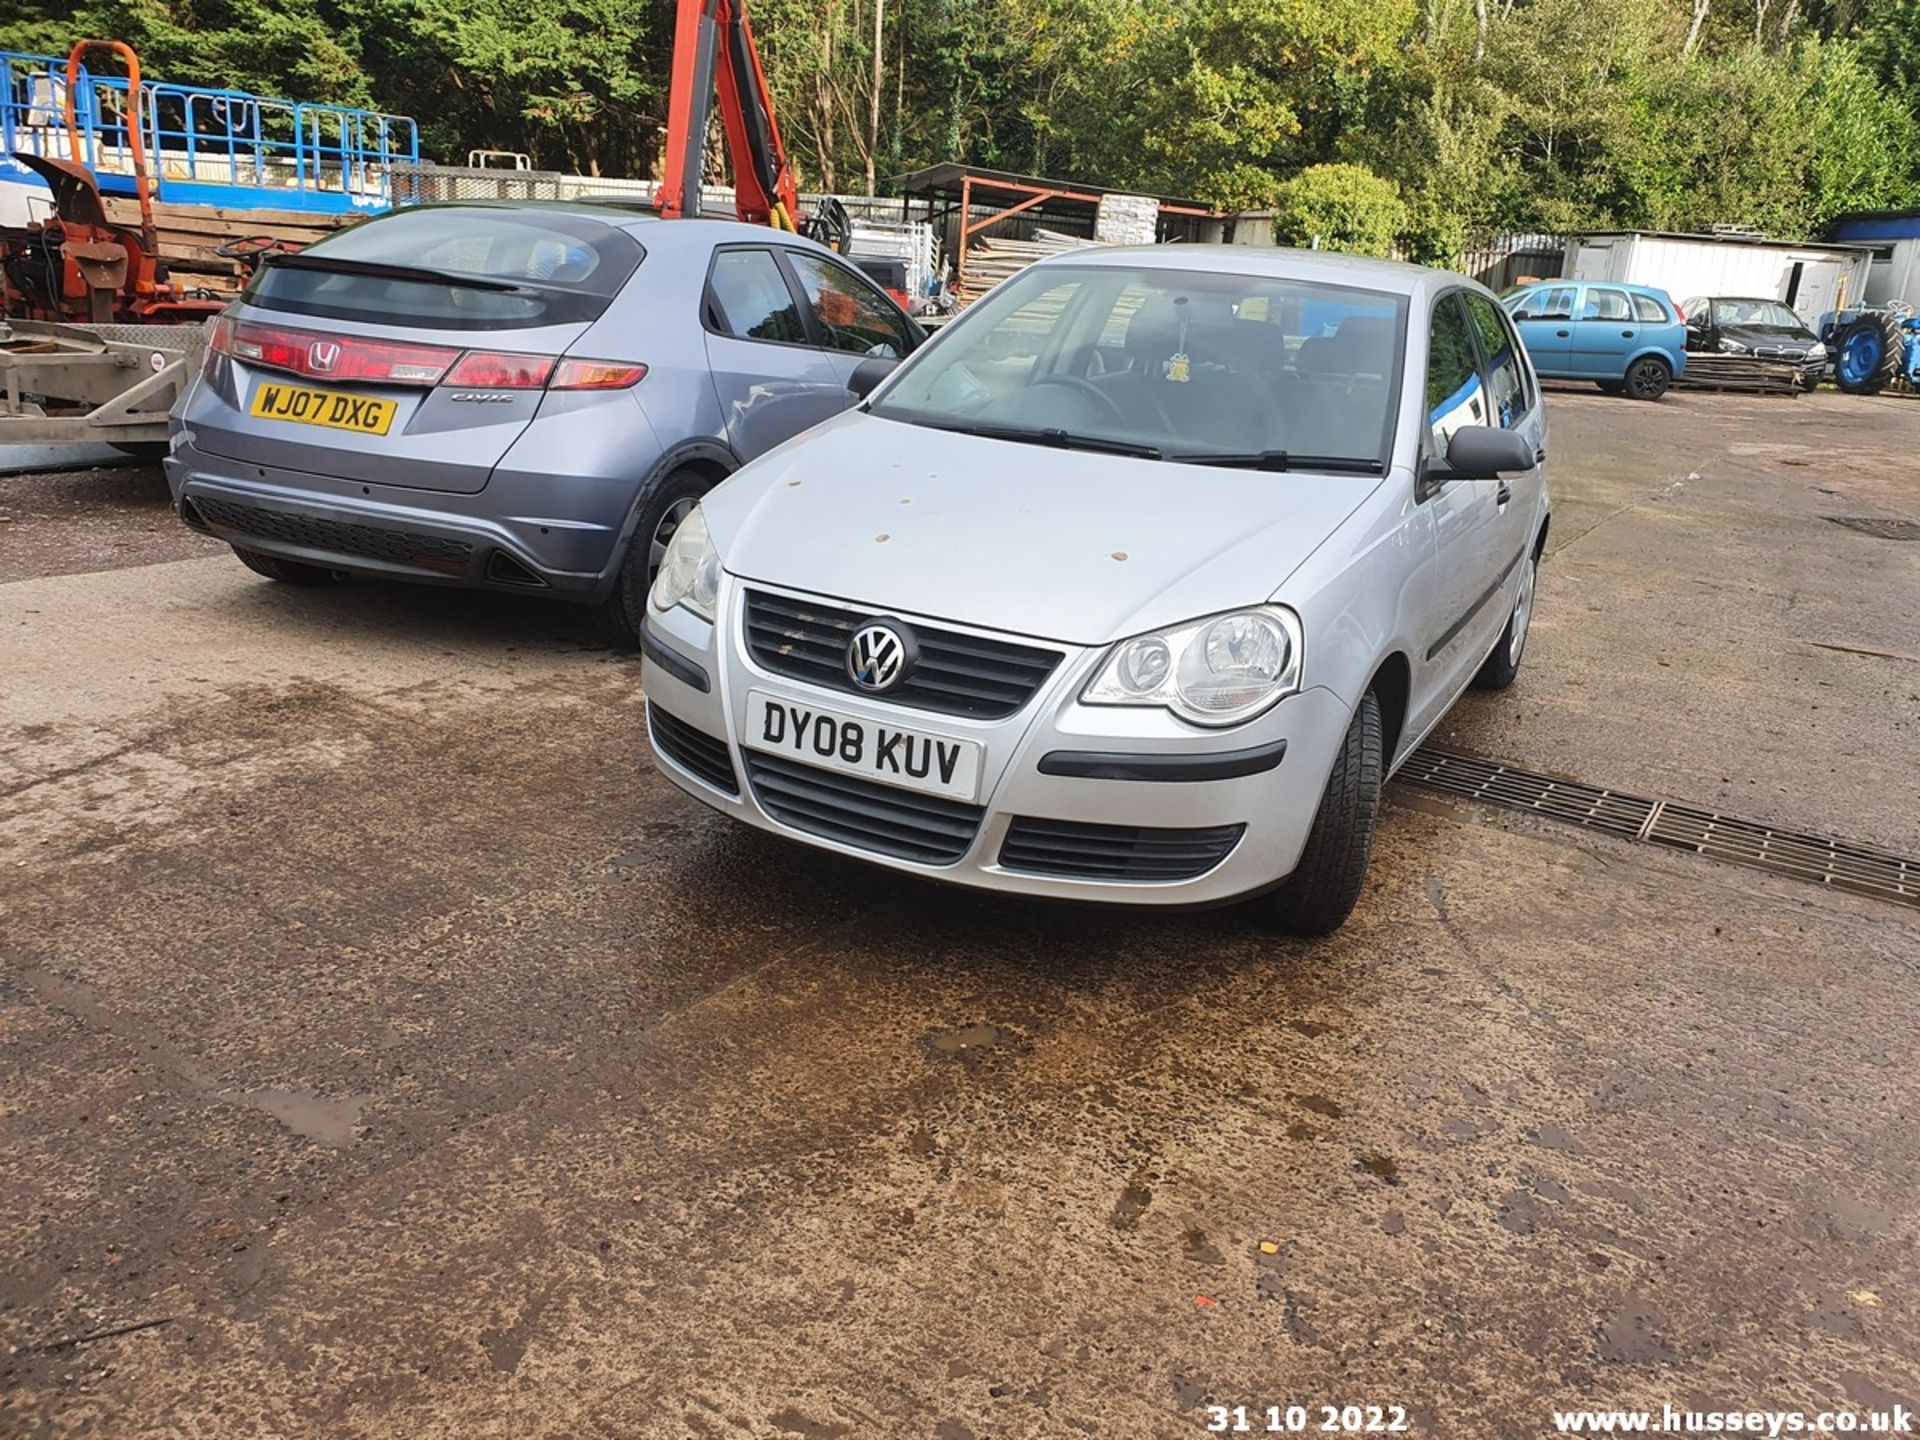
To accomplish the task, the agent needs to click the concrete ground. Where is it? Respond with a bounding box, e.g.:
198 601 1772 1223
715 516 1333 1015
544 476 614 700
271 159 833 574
2 388 1917 1439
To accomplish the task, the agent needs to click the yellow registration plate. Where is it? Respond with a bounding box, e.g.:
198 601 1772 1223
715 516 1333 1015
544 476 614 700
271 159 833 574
249 380 397 436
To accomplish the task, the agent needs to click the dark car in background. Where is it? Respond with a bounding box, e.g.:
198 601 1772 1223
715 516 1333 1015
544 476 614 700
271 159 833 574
1679 297 1828 390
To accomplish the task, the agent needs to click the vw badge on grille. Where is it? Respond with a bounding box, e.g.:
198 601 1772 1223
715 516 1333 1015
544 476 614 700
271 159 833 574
847 620 915 692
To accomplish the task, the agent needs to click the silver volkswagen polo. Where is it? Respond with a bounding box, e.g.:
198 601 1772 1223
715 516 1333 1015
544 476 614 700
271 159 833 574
640 246 1549 932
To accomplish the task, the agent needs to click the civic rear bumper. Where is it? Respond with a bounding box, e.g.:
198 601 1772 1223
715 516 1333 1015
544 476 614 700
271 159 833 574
165 438 623 597
638 580 1353 908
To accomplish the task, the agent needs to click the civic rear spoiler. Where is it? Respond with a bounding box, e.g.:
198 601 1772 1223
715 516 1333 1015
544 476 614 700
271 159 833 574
260 253 532 294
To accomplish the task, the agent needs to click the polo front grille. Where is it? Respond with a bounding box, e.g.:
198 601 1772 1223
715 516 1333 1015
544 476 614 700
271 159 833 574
743 589 1061 719
193 498 472 569
647 704 738 795
744 751 983 864
999 818 1246 882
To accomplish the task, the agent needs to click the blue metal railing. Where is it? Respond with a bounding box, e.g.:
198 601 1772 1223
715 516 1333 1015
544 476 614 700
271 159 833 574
0 50 418 214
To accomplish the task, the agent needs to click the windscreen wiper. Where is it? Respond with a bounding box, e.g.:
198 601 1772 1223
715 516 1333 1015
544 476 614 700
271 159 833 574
921 418 1164 460
261 253 532 293
1173 450 1384 474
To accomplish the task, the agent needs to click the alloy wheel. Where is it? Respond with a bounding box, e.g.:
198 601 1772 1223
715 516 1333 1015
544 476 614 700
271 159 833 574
1509 556 1535 668
1627 358 1669 399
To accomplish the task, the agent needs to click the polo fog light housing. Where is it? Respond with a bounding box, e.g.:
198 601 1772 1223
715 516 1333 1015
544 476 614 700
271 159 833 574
1083 606 1303 726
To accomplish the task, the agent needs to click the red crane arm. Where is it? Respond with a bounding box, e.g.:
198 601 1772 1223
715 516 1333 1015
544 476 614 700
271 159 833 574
657 0 802 230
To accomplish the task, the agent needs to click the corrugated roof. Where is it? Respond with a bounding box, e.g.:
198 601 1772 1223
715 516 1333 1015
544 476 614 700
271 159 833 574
1570 229 1872 254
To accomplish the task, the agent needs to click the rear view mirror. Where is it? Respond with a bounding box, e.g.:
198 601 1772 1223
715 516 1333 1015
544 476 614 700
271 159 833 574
1442 426 1535 480
848 355 898 399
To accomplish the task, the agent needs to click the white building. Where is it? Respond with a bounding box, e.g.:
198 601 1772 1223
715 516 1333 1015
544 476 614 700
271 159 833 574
1562 231 1874 323
1827 209 1920 310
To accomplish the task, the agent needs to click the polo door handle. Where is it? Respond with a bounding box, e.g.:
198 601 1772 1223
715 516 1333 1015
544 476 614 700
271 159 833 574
1621 329 1636 338
1496 481 1512 508
1555 329 1570 338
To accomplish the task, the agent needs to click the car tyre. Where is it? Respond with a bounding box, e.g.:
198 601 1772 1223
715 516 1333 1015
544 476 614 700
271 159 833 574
1472 549 1537 691
1622 355 1671 400
232 546 339 586
1254 691 1383 937
594 466 713 648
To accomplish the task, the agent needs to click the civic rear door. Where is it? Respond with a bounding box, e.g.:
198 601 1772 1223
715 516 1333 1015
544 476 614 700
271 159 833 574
701 246 852 460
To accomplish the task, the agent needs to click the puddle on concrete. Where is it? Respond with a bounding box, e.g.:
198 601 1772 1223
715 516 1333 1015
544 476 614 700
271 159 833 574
1357 1153 1401 1186
226 1088 367 1148
1181 1228 1225 1266
1110 1176 1153 1231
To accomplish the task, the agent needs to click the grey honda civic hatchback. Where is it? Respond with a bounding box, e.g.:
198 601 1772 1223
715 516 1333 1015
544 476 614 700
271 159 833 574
166 202 922 643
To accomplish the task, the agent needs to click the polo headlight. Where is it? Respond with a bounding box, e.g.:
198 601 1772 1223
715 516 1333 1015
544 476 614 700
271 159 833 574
648 505 720 621
1083 606 1303 726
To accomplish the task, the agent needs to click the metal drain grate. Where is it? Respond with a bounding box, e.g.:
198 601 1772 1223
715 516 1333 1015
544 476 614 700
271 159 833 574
1400 748 1919 909
1825 515 1919 541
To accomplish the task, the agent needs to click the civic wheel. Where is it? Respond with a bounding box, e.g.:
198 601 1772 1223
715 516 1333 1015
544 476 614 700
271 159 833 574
231 546 339 586
1252 690 1383 937
1623 355 1672 401
594 467 714 648
1473 549 1537 691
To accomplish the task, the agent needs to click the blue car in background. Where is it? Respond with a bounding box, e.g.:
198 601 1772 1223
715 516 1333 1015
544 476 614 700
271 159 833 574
1503 281 1687 400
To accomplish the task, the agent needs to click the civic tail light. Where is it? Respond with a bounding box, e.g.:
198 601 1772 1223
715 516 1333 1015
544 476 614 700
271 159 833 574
213 318 459 385
551 359 648 390
443 351 556 388
211 321 647 395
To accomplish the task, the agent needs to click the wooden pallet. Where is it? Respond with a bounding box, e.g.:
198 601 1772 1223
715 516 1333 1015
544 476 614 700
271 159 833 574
1677 353 1806 395
101 197 361 294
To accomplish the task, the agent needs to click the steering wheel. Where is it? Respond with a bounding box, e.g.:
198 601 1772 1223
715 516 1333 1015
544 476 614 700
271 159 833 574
1028 374 1131 427
216 235 298 261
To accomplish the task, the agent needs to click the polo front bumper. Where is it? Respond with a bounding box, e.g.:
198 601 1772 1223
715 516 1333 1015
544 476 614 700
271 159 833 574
638 580 1353 907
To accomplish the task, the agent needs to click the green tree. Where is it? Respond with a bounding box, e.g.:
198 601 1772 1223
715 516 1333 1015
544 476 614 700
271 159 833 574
1267 162 1408 255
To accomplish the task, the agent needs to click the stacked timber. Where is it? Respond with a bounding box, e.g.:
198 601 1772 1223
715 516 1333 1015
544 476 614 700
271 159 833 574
957 227 1096 304
100 197 361 297
1676 354 1807 395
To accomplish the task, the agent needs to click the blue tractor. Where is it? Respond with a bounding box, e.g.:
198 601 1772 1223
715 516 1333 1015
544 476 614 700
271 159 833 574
1820 303 1920 395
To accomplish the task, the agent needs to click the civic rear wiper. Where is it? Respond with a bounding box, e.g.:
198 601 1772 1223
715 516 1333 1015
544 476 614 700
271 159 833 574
261 253 532 293
921 419 1164 460
1172 450 1384 474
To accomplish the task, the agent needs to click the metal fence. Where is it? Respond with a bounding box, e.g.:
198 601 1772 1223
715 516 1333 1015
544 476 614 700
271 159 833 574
1456 232 1568 291
385 162 925 224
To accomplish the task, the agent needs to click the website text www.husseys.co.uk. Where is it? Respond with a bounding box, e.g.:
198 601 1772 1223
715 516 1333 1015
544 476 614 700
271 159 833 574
1551 1404 1913 1435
